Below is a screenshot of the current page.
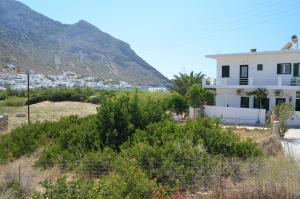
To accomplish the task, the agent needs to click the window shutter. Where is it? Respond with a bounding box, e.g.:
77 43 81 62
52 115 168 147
277 64 281 74
294 63 299 77
222 65 230 77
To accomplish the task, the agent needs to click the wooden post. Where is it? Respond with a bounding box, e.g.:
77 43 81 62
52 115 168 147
18 163 21 185
272 121 280 137
27 73 30 125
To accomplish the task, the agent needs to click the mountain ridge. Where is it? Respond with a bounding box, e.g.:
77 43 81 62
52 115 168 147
0 0 169 86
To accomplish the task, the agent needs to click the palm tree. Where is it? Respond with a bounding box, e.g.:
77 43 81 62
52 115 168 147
171 71 205 96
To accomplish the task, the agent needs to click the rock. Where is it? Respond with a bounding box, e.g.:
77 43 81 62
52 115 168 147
16 112 26 117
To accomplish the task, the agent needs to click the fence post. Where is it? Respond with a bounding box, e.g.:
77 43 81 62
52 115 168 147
18 163 21 185
272 121 280 137
89 157 92 179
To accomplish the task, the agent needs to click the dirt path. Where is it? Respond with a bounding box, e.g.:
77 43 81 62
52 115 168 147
0 150 62 194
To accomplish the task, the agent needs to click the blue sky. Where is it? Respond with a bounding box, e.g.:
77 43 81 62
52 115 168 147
18 0 300 79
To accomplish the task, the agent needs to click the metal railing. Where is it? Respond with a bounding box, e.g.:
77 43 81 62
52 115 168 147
203 77 300 87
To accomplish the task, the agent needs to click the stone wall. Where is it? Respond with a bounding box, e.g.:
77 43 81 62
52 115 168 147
0 114 8 132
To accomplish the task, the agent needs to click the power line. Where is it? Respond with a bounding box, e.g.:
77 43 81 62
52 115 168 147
135 1 299 51
138 0 287 46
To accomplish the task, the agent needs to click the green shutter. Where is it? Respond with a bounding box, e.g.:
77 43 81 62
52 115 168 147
277 64 281 74
294 63 299 77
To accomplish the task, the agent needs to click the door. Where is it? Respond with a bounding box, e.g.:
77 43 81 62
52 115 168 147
240 65 248 85
296 99 300 111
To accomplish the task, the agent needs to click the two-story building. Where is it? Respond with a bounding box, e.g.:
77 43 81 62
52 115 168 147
202 49 300 126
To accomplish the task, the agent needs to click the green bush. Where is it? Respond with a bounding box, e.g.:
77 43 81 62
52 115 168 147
97 93 168 149
0 115 98 164
0 90 7 100
0 96 26 107
34 163 157 199
166 93 188 115
77 148 117 177
273 103 294 137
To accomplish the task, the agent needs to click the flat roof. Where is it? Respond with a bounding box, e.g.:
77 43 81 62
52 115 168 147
206 50 300 59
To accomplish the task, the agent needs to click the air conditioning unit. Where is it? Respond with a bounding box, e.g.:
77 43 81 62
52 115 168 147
236 89 244 95
274 90 283 97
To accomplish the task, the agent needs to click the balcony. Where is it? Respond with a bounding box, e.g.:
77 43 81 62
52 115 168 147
202 77 300 89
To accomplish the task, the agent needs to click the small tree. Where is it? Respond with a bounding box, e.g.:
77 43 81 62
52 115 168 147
166 93 188 116
246 88 268 109
247 88 269 124
273 103 294 137
185 84 210 118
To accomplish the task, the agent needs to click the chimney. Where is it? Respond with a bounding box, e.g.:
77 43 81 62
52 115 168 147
250 49 257 52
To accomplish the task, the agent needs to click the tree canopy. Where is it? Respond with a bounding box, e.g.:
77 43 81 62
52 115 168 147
171 71 205 96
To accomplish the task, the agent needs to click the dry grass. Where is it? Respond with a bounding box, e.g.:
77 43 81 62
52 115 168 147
0 101 97 132
193 156 300 199
231 128 272 141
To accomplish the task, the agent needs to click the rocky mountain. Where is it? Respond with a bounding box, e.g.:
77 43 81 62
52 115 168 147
0 0 169 86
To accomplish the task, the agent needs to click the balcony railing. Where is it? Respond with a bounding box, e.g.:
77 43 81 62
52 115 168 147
202 77 300 87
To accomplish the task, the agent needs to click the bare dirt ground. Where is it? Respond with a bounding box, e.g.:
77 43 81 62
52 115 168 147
0 101 98 132
0 150 64 195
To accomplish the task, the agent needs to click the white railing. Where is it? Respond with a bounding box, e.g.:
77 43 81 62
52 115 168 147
203 77 300 87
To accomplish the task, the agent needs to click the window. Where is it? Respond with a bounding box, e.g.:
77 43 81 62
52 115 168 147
222 65 230 78
277 63 291 74
296 99 300 111
276 98 286 105
293 63 300 77
257 64 263 71
240 97 249 108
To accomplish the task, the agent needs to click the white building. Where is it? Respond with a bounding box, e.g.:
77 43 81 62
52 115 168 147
202 50 300 126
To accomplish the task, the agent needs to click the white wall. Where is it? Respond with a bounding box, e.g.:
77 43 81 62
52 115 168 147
287 111 300 127
216 52 300 85
216 88 299 112
202 105 266 125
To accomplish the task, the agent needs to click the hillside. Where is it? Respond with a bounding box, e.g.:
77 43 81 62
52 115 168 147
0 0 169 86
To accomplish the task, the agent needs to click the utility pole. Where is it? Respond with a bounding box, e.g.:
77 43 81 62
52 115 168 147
27 72 30 125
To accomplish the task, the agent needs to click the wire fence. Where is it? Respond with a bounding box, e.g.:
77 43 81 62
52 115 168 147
2 157 300 198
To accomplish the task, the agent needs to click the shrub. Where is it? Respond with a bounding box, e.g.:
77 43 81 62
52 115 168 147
33 177 99 199
77 148 117 177
0 90 7 100
0 96 26 107
273 103 294 137
0 115 98 164
97 93 168 149
34 163 157 199
166 93 188 115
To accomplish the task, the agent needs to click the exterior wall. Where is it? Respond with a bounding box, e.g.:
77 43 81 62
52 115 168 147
215 52 300 86
203 105 265 125
216 88 299 110
215 88 300 126
204 51 300 126
287 111 300 127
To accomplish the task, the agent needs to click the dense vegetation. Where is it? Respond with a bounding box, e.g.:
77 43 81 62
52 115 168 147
0 90 261 197
0 86 170 107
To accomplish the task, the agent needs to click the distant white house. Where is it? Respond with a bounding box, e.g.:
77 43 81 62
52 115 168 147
201 49 300 126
